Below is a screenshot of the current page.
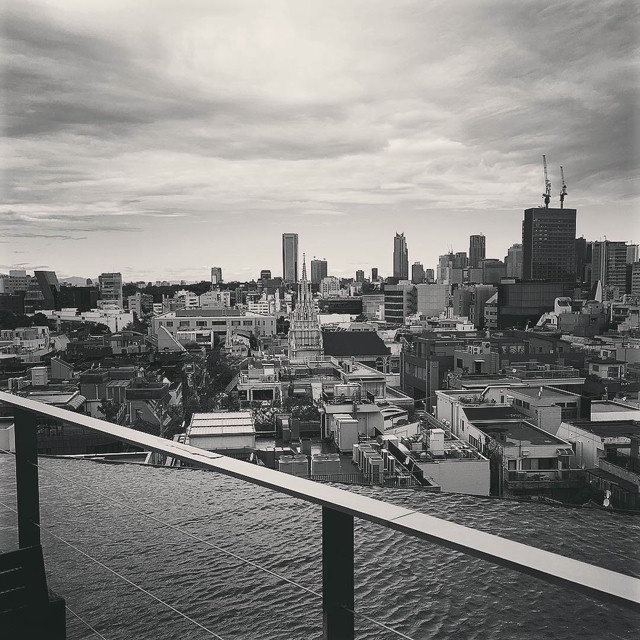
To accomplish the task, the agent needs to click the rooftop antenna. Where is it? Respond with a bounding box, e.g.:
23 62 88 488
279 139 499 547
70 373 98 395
559 166 567 208
542 155 551 208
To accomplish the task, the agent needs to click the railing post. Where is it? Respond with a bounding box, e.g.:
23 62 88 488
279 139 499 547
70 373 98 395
322 506 354 640
14 409 41 548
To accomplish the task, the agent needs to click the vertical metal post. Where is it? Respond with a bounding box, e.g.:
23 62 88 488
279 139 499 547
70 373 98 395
14 409 40 548
322 506 354 640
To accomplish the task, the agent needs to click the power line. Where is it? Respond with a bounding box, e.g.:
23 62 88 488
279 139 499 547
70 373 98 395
0 499 226 640
66 604 110 640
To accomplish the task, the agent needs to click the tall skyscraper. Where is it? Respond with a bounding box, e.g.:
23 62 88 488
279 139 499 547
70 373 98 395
590 240 628 292
411 262 425 284
469 235 486 268
259 269 271 281
371 267 379 281
453 252 468 269
355 269 365 282
522 207 577 282
98 272 123 307
210 267 223 286
393 233 409 280
505 244 523 278
310 258 328 285
282 233 299 283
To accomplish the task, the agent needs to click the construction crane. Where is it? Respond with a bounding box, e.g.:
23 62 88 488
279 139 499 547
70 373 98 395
559 165 567 208
542 155 551 208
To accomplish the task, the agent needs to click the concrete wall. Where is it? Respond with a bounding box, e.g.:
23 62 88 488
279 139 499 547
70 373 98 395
556 422 603 468
0 424 15 452
188 433 256 451
418 459 490 496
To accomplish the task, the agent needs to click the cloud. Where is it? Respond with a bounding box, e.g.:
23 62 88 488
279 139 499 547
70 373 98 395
1 0 638 279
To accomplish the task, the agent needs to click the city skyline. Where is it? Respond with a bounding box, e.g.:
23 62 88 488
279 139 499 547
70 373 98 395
2 1 638 281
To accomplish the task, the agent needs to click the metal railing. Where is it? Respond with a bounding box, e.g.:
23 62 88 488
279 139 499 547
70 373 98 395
1 390 640 640
506 469 585 483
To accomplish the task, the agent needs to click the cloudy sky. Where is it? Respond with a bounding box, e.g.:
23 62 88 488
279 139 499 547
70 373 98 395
2 0 638 282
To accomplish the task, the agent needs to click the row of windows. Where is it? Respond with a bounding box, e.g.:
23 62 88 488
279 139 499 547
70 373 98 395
159 319 273 329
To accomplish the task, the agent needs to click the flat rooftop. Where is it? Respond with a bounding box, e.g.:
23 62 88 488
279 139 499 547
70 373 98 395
567 420 640 439
590 401 640 414
510 387 578 401
462 406 525 422
476 420 567 447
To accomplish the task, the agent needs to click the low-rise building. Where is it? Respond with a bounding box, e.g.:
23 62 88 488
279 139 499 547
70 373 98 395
186 411 256 459
152 309 276 347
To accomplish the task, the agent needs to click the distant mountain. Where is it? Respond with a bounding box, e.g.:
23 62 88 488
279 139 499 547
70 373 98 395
60 276 93 286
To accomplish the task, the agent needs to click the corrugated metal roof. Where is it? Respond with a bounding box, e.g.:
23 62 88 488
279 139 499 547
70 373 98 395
189 411 254 430
189 424 256 436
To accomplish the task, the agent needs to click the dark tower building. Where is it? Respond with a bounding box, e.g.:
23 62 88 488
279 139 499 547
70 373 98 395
393 233 409 280
371 267 378 281
522 207 577 282
282 233 299 283
310 258 328 285
469 235 486 268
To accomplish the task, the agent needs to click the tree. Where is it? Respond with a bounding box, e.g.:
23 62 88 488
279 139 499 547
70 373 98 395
0 311 34 330
31 312 51 327
282 393 319 422
98 398 122 423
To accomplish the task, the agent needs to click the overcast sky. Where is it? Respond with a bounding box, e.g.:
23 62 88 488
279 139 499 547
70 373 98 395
2 0 638 282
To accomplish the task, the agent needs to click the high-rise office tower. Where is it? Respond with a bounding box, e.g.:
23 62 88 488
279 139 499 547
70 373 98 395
371 267 379 281
310 258 328 285
98 272 123 307
260 269 271 281
393 233 409 280
590 240 629 292
210 267 223 286
469 235 486 268
453 252 468 269
575 238 588 283
355 270 365 282
505 244 523 278
411 262 425 284
425 268 435 283
522 207 577 282
282 233 299 283
627 244 640 264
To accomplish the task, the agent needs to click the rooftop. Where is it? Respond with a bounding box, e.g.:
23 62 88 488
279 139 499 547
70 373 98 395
591 401 640 414
509 386 579 402
566 420 640 439
476 420 567 446
322 331 390 357
190 411 254 430
461 406 525 422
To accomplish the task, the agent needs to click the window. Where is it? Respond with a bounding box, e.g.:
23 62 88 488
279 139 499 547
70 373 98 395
243 321 252 326
196 321 207 327
165 321 173 327
231 321 240 326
